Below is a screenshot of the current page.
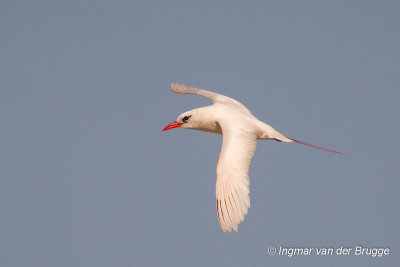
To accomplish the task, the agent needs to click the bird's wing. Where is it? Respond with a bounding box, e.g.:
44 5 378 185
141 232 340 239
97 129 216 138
215 119 257 232
171 83 252 114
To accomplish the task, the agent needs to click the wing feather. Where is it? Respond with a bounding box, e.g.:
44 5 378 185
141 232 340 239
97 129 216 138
215 121 257 232
171 83 252 115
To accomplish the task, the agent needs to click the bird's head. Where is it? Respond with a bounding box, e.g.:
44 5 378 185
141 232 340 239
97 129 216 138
162 107 220 133
162 111 196 131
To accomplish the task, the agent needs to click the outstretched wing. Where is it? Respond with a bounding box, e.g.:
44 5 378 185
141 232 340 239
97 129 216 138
171 83 252 114
215 119 257 232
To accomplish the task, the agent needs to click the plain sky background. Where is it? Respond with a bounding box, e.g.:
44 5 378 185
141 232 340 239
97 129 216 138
1 1 399 266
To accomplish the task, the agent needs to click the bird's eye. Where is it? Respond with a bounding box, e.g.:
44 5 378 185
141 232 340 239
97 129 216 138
182 115 192 123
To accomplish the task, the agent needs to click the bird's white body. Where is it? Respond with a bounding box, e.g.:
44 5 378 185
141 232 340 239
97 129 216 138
163 83 344 232
175 88 292 142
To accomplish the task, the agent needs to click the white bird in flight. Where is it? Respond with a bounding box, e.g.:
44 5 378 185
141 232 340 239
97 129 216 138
163 83 345 232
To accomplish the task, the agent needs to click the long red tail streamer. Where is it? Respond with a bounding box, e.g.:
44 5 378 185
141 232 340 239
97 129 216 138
288 138 347 155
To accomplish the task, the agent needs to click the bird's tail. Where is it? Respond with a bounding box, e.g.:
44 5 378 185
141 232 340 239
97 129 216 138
288 138 347 155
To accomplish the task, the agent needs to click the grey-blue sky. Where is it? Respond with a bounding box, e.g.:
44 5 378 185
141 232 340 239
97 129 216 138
1 1 399 266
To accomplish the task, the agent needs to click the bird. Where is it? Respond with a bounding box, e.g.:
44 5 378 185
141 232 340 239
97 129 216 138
162 83 345 232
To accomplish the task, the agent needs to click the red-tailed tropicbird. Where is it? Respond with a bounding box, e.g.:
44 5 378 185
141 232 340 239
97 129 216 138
163 83 345 232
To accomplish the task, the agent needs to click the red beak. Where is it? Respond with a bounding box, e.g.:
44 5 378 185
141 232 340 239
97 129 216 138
162 121 182 131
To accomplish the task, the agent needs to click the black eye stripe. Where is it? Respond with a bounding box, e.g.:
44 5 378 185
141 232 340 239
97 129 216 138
182 115 192 123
